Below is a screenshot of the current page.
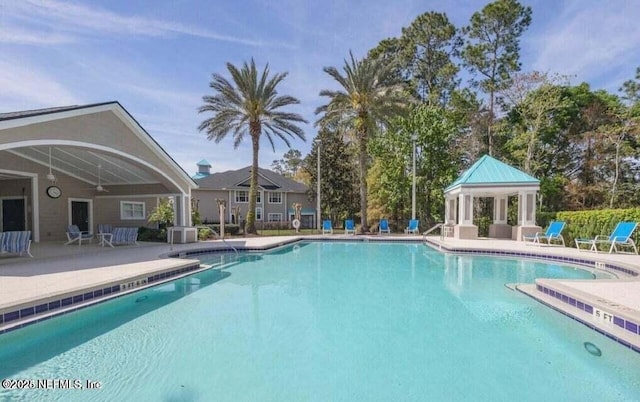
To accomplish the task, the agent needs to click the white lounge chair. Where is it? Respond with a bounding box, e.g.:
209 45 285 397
65 225 93 245
0 231 33 257
97 224 114 247
111 227 139 246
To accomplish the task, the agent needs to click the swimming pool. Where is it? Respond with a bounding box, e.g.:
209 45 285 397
1 241 639 401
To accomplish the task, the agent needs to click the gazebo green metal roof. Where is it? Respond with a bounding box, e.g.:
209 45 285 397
197 159 211 167
445 155 539 193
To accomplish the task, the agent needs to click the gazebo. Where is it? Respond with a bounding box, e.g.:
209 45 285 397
443 155 541 241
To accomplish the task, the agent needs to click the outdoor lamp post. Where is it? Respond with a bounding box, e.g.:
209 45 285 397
316 139 321 231
411 132 417 221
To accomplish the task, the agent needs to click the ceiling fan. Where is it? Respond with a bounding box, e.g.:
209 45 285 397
46 147 57 183
94 164 109 192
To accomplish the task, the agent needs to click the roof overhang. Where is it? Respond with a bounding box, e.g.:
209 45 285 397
445 183 540 197
0 102 198 193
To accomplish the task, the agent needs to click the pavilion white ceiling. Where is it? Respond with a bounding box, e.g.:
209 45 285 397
7 146 159 186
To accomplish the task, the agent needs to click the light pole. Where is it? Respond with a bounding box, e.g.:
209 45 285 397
411 132 417 221
316 139 321 231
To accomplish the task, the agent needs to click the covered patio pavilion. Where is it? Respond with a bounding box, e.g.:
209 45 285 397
0 102 197 243
443 155 541 240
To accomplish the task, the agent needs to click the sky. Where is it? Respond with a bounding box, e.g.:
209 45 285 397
2 0 640 177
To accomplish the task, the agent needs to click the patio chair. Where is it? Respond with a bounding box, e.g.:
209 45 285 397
523 221 566 247
344 219 356 235
97 224 114 247
575 222 638 254
65 225 93 245
404 219 419 235
97 224 113 235
111 227 139 246
379 219 391 235
0 231 33 257
322 220 333 235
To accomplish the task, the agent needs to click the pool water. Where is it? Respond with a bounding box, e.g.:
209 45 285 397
1 242 639 401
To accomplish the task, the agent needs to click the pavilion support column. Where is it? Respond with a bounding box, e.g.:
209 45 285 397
513 191 541 241
489 195 511 239
443 197 456 237
172 194 192 227
444 197 450 225
454 193 478 239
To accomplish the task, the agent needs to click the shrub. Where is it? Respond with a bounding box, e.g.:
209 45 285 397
536 211 557 229
206 224 240 236
556 208 640 247
473 216 491 237
198 227 215 241
137 227 166 242
147 198 174 230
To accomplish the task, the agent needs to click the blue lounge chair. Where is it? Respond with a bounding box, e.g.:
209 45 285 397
379 219 390 235
575 222 638 254
523 221 566 246
65 225 93 245
344 219 356 235
322 220 333 235
405 219 419 235
0 231 33 257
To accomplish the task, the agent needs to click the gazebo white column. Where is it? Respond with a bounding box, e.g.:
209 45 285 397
513 190 541 241
445 197 456 225
454 192 478 239
443 196 456 237
489 195 511 238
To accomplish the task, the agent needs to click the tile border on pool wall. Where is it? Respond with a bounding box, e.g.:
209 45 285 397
523 285 640 354
165 238 303 258
167 237 425 259
0 262 201 335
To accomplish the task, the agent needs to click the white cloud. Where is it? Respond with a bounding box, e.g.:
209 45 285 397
4 0 296 48
0 60 80 110
528 1 640 90
0 26 75 45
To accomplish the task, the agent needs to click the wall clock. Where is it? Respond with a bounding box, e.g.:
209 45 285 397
46 185 62 199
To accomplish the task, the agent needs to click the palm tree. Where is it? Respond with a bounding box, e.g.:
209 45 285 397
316 52 408 233
198 59 307 234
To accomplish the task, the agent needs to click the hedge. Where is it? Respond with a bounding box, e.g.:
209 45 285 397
205 224 240 236
555 208 640 248
137 227 166 242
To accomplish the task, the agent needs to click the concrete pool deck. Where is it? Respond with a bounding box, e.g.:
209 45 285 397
1 234 639 350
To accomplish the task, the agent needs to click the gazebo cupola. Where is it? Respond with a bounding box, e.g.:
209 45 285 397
443 155 541 240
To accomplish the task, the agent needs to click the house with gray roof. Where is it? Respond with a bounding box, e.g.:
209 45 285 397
191 161 315 228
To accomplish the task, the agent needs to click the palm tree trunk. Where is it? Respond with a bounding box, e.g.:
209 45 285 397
358 129 369 233
246 132 260 234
